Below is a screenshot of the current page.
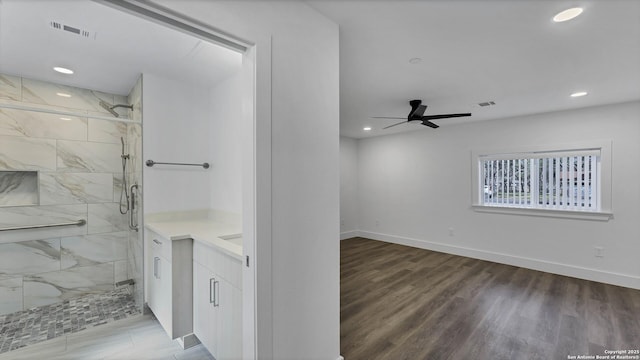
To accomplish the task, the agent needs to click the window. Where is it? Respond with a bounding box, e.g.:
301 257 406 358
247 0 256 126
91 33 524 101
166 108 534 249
472 141 612 220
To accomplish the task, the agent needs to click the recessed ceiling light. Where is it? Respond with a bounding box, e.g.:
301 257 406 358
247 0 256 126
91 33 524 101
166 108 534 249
53 66 74 75
409 58 422 64
553 7 583 22
363 127 372 131
60 117 72 121
570 91 588 97
56 92 72 98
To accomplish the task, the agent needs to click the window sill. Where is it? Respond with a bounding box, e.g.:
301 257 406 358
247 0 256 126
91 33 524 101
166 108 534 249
471 204 613 221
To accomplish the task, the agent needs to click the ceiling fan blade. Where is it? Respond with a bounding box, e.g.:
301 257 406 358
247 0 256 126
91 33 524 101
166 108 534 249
371 116 406 119
383 120 407 129
421 113 472 120
421 120 439 129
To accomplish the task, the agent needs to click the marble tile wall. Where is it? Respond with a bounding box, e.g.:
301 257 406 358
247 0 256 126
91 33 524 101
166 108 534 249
88 118 127 144
0 136 57 171
0 75 21 101
56 141 121 173
21 78 119 117
0 108 87 141
60 232 128 269
23 263 115 309
0 239 61 278
87 203 128 234
39 173 113 205
0 73 142 315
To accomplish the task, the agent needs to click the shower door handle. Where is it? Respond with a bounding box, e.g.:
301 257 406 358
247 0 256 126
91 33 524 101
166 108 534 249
129 184 139 232
130 184 135 212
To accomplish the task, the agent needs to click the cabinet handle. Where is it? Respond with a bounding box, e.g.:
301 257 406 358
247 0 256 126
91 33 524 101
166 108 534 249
214 280 220 307
154 257 160 279
153 239 162 245
214 278 216 306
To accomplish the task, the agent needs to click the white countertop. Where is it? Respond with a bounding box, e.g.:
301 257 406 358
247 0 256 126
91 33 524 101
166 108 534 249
145 219 243 261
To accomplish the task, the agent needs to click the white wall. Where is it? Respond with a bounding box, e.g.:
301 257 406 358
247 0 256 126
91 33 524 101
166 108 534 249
340 136 359 239
268 12 339 355
153 2 340 359
356 101 640 289
209 72 243 214
143 73 212 214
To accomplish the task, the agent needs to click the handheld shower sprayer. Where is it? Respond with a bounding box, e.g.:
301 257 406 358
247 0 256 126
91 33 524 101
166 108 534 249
100 100 133 118
119 137 138 231
119 137 130 215
121 137 129 160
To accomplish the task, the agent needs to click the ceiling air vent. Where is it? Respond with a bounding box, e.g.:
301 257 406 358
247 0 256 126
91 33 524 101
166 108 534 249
478 101 496 107
49 21 94 39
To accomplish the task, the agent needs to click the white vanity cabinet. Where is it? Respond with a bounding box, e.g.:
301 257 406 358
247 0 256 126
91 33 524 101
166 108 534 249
145 229 193 340
193 240 242 359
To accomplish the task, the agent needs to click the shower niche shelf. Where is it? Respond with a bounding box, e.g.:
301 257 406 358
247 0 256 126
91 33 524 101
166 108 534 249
0 171 39 207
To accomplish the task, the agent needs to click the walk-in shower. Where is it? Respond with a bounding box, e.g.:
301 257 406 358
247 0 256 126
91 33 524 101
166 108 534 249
0 73 144 354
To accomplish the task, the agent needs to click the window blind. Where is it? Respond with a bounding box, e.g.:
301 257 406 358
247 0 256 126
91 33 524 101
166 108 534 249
481 149 600 211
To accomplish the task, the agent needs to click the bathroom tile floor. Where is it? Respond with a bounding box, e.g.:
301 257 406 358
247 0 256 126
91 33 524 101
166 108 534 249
0 313 214 360
0 287 140 354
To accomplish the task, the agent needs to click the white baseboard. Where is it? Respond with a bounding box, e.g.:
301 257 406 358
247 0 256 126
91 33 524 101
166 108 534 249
357 230 640 290
340 230 359 240
337 356 344 360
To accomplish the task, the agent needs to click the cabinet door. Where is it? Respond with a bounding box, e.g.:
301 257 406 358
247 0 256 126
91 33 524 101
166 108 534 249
156 256 173 337
146 233 166 316
217 278 242 360
147 247 160 313
194 261 218 358
145 233 193 341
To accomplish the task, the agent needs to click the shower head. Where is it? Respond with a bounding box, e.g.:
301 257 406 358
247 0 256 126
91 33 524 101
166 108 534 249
99 100 133 118
99 100 120 117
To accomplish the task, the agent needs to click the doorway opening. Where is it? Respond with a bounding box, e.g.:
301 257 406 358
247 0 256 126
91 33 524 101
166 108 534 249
0 0 256 357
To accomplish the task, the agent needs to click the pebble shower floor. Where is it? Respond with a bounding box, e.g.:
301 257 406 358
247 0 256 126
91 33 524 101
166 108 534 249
0 287 140 354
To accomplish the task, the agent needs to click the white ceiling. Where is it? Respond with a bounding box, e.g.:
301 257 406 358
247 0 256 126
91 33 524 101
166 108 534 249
307 0 640 138
0 0 242 96
1 1 637 136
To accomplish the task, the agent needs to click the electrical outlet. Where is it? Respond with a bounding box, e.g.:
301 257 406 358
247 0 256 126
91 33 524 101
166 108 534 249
340 219 345 227
375 220 380 227
448 227 455 236
594 246 604 258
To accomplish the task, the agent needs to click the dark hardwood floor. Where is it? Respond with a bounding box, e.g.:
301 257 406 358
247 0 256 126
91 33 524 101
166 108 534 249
340 237 640 360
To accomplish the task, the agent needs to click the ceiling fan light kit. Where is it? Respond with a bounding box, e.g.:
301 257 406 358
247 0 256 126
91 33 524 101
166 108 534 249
372 99 471 130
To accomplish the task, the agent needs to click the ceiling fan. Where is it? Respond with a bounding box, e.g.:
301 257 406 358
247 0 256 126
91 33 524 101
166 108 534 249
373 99 471 129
